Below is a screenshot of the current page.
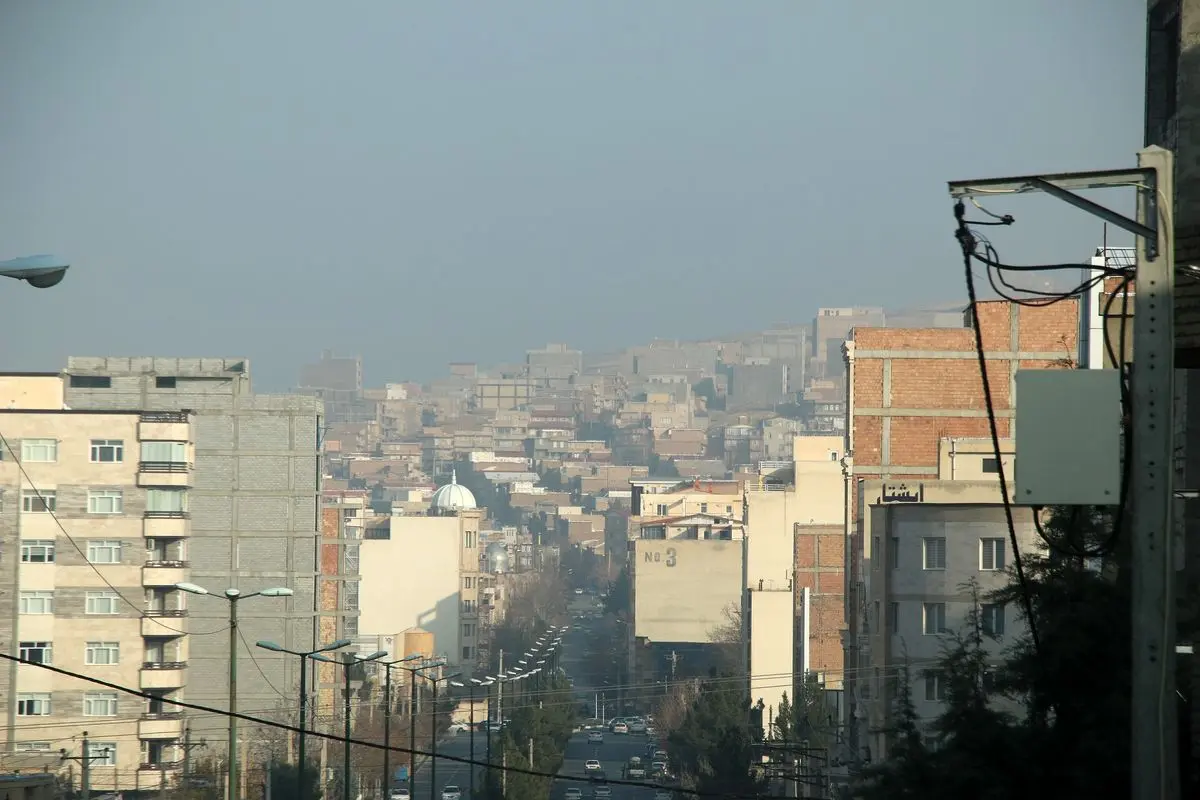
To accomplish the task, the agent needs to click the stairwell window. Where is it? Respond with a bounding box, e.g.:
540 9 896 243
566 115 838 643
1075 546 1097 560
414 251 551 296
922 537 946 570
88 490 124 514
85 642 120 665
980 538 1006 571
20 439 57 463
887 602 899 634
924 674 946 702
981 603 1007 637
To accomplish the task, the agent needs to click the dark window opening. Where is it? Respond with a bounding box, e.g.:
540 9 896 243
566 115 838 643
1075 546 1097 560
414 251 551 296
155 377 177 389
69 375 111 389
981 457 1000 474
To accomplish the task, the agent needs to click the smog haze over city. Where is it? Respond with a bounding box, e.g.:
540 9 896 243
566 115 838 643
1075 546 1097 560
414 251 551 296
1 0 1142 387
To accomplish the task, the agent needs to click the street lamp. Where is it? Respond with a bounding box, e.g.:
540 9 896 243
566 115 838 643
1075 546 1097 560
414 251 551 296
312 650 388 800
427 671 462 800
377 654 423 797
176 582 292 800
449 678 491 800
0 254 69 288
256 638 352 800
398 659 445 789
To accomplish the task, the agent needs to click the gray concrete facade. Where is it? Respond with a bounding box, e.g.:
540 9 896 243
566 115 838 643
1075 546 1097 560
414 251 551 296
62 357 321 745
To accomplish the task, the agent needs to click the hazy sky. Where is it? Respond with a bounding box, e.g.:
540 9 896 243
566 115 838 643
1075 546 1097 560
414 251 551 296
0 1 1145 389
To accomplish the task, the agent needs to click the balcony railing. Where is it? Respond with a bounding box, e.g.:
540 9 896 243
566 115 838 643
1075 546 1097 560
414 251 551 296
143 661 187 670
141 711 184 720
144 511 189 519
145 560 189 569
139 461 193 473
144 609 187 618
139 761 184 771
140 411 189 423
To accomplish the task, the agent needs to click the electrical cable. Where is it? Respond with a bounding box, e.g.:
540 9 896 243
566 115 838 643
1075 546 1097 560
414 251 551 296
953 201 1042 659
0 651 772 800
0 430 228 636
236 625 290 700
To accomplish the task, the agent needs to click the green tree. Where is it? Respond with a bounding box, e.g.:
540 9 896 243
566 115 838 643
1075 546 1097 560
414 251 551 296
853 662 936 800
604 567 631 618
267 763 322 800
668 677 765 797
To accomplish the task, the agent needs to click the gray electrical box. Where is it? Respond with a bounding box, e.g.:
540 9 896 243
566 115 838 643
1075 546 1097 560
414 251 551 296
1014 369 1122 506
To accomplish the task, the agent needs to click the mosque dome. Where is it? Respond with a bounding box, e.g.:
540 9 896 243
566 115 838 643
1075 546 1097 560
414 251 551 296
430 469 477 513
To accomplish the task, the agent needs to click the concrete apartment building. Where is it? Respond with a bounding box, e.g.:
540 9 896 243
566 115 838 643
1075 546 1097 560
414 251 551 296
526 343 583 389
296 351 372 426
855 479 1038 761
841 299 1079 756
811 307 886 381
59 357 323 746
0 376 195 792
357 475 483 669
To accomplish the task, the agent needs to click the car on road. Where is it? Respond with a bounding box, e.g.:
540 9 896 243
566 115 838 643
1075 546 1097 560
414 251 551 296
587 731 604 744
564 788 583 800
653 749 668 761
575 588 584 594
612 721 629 734
388 789 410 800
593 788 612 799
654 791 673 800
584 759 602 772
441 787 462 800
651 760 667 776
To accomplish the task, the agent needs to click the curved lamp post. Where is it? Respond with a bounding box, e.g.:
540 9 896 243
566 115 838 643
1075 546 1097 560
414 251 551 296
256 638 352 800
426 671 461 800
312 650 388 800
0 254 69 288
449 677 491 800
175 582 292 800
376 654 423 795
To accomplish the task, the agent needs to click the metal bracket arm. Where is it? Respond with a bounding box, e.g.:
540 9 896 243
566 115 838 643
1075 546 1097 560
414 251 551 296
947 164 1160 257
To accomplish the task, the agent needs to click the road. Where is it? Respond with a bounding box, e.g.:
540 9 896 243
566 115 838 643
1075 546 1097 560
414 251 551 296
411 727 487 800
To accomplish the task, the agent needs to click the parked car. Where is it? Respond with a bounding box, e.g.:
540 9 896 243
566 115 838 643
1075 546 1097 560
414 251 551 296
441 787 462 800
612 722 629 735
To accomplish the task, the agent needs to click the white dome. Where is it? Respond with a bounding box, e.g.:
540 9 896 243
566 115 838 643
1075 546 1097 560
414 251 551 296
430 470 477 512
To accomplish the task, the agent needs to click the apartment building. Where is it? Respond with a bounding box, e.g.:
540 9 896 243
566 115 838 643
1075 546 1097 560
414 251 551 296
855 479 1037 760
59 357 323 747
0 394 195 792
358 476 483 669
841 299 1078 755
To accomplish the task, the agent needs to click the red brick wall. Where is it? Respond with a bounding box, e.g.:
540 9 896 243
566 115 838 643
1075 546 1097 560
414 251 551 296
795 525 845 682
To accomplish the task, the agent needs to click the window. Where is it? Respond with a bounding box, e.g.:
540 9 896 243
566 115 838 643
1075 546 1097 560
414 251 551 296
85 642 120 665
141 441 186 463
88 490 124 514
20 439 58 462
19 642 52 665
87 743 117 767
21 490 56 513
15 742 52 753
20 540 56 563
19 591 54 615
981 457 1000 474
90 440 124 463
462 646 472 660
887 602 899 634
872 536 880 566
146 489 187 513
890 537 899 569
699 503 708 514
924 674 946 702
462 623 475 638
922 537 946 570
343 544 360 573
69 375 111 389
981 603 1006 636
463 531 475 549
655 504 668 516
463 576 474 589
922 602 946 635
86 591 121 615
155 376 177 389
87 540 122 564
16 693 52 716
980 538 1006 571
84 692 119 717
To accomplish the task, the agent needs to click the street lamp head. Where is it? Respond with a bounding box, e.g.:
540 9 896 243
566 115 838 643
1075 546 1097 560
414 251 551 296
319 639 353 653
174 582 210 596
259 587 294 598
450 681 465 688
310 653 336 664
256 640 285 653
359 650 388 662
0 255 69 288
401 653 423 662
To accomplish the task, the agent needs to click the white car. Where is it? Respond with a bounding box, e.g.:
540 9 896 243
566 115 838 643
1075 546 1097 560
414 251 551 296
441 786 462 800
584 759 602 772
612 722 629 734
388 789 410 800
587 731 604 744
564 788 583 800
593 789 612 799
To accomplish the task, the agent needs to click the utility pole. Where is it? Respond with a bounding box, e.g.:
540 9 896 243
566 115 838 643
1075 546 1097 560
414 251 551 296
61 732 111 800
947 146 1181 800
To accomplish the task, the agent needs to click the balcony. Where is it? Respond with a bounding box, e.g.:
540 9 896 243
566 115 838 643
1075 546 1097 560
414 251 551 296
137 462 193 488
139 411 191 442
140 662 187 690
143 514 190 539
137 762 184 790
139 713 184 739
142 562 189 587
142 611 187 638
